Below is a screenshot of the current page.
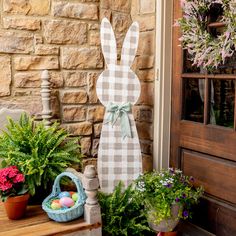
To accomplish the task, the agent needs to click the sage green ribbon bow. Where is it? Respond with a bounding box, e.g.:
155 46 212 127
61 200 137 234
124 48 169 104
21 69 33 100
106 102 132 139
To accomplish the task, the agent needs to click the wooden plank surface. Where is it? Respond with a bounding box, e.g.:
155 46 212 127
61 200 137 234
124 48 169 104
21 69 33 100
0 204 101 236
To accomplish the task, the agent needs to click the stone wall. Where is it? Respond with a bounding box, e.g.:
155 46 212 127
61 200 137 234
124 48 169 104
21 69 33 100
0 0 155 170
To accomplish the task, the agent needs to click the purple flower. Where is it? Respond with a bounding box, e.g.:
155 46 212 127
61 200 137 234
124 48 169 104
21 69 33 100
190 176 194 182
175 198 180 202
182 210 188 218
166 183 172 188
182 193 186 199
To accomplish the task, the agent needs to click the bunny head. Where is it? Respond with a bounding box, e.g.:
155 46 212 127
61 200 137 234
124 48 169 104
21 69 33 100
96 18 141 106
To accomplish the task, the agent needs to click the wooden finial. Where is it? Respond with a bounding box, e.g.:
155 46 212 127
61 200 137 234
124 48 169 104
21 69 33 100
41 70 52 128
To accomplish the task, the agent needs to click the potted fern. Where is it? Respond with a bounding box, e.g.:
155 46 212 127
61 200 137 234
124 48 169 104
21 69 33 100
136 168 203 234
0 113 82 202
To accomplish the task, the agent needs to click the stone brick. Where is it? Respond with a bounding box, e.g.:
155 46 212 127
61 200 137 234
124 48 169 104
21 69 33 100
52 1 98 20
87 72 100 103
140 140 153 155
137 82 154 106
112 13 131 33
111 0 131 13
44 20 87 45
50 96 60 118
91 139 99 157
133 106 153 122
0 56 11 97
3 17 41 31
138 69 155 82
14 72 40 88
3 0 50 15
14 56 59 70
99 9 112 21
100 0 110 9
0 97 42 115
136 122 153 140
35 45 59 55
63 106 87 122
140 0 155 14
94 123 102 138
80 137 91 156
14 71 63 88
89 23 99 30
142 154 153 172
49 71 63 88
137 32 155 56
137 55 155 69
67 122 93 136
88 106 105 122
34 34 43 45
63 71 87 87
61 47 103 69
89 31 100 46
0 31 33 54
137 15 155 32
62 91 88 104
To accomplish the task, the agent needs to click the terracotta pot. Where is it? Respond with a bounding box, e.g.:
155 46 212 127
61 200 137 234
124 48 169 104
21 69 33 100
4 193 30 220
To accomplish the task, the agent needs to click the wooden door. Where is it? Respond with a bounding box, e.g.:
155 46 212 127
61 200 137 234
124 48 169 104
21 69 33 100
171 1 236 235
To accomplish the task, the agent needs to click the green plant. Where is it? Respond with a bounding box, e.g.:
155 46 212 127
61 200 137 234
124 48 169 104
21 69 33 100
0 113 82 196
0 166 28 202
98 182 154 236
135 168 204 225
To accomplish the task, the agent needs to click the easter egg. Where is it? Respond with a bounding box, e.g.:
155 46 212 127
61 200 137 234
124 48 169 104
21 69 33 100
51 201 61 210
59 197 75 208
58 191 70 199
52 199 60 204
69 191 75 197
72 193 79 202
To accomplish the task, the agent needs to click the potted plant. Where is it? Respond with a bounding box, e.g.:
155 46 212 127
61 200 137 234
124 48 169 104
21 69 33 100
0 165 29 219
0 113 82 202
98 182 154 236
135 168 204 235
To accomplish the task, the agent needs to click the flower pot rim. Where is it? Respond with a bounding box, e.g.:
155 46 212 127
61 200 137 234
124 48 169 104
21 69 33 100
5 193 30 203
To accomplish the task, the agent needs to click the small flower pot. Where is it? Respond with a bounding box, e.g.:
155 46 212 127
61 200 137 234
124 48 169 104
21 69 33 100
4 193 30 220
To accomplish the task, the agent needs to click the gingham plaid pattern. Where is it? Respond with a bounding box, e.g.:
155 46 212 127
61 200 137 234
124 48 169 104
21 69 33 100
97 19 142 193
100 18 117 66
120 22 139 67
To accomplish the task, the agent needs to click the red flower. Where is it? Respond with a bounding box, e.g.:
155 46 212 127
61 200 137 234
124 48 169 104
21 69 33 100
0 181 12 191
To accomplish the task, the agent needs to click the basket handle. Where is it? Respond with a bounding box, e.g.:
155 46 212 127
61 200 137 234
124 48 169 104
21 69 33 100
52 172 86 203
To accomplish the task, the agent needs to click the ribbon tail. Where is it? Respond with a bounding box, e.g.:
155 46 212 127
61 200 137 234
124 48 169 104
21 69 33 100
121 113 132 139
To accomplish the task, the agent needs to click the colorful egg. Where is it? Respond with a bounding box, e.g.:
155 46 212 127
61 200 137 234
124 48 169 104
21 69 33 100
58 191 70 199
59 197 75 208
72 193 79 202
51 201 61 210
69 191 75 197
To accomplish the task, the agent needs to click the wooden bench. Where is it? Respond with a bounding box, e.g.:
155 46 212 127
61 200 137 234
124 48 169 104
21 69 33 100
0 204 101 236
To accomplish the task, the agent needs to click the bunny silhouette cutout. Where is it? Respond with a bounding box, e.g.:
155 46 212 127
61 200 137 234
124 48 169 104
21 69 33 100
96 18 142 193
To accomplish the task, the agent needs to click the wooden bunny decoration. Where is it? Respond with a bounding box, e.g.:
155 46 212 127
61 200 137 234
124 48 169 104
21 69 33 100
96 18 142 193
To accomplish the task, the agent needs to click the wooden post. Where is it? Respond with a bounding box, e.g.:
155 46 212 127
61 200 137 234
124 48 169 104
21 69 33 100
83 165 101 225
41 70 52 128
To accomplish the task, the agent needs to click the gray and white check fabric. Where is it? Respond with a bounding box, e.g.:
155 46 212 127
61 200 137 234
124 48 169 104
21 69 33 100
96 18 142 193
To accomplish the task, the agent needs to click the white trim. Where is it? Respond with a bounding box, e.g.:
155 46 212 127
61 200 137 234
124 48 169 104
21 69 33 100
153 0 173 170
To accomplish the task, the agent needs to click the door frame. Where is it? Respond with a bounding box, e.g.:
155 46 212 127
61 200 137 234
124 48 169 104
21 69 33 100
153 0 173 170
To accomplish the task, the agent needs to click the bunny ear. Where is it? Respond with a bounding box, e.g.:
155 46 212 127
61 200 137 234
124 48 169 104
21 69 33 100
100 18 117 66
120 22 139 67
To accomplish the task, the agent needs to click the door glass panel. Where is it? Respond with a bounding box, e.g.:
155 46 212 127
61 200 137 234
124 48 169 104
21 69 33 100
183 78 204 123
210 79 235 128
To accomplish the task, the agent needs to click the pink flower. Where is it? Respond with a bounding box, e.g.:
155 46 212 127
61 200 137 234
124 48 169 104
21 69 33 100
0 181 12 191
13 174 25 184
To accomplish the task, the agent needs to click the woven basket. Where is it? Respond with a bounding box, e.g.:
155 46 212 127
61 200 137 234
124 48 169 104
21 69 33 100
42 172 86 222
